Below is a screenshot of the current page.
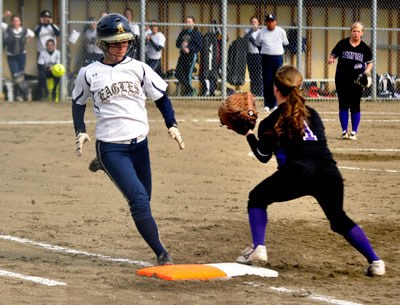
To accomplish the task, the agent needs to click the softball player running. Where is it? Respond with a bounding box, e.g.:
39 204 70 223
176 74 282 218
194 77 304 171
72 13 184 265
328 21 373 140
236 65 384 276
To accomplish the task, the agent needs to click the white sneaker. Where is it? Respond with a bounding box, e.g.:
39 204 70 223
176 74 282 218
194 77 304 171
236 245 268 265
364 260 385 276
263 106 270 112
349 132 358 140
341 131 349 140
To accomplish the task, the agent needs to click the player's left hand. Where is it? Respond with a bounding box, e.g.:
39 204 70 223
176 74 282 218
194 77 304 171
168 126 185 150
75 132 91 156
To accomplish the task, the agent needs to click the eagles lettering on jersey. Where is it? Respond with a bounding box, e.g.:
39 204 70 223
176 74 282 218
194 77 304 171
98 81 141 103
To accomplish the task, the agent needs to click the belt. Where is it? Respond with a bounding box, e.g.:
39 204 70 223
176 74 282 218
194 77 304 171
108 134 146 145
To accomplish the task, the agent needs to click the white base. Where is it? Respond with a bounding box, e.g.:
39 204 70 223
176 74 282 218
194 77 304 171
207 263 278 278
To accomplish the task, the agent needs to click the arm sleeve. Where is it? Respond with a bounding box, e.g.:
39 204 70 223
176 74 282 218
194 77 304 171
50 24 61 36
71 68 91 134
150 39 163 51
176 31 183 49
33 24 41 36
154 94 177 128
280 28 289 46
72 101 87 135
247 134 273 163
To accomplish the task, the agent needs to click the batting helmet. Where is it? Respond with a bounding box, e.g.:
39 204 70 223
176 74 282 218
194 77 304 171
96 13 134 53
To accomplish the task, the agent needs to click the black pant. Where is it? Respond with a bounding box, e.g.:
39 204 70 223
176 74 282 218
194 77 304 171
247 53 263 96
248 162 355 235
38 70 60 100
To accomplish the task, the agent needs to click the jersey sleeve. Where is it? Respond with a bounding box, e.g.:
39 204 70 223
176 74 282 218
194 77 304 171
72 67 91 105
37 52 45 65
141 63 168 101
330 39 343 58
281 28 289 46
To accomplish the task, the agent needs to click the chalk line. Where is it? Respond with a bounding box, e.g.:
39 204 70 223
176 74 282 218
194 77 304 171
2 234 367 305
0 235 152 267
332 148 400 152
0 269 66 286
270 286 363 305
338 166 399 173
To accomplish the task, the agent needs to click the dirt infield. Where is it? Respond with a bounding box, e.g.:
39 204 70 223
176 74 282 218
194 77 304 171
0 100 399 305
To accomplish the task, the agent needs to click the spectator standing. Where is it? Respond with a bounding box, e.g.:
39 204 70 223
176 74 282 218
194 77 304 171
256 13 289 112
145 21 166 77
245 16 263 97
37 39 61 101
33 10 60 57
83 17 104 64
328 21 373 140
175 16 203 96
3 14 35 101
123 7 140 59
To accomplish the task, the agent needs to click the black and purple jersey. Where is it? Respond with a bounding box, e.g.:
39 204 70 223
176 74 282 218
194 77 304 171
247 105 336 169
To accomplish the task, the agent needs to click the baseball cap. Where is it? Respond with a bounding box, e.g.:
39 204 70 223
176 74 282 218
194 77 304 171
265 14 276 22
40 10 52 18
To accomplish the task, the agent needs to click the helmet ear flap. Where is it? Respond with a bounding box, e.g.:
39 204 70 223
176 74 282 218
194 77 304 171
97 40 108 53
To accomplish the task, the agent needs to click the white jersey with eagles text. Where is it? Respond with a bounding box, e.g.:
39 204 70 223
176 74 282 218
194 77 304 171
72 57 168 142
38 49 61 66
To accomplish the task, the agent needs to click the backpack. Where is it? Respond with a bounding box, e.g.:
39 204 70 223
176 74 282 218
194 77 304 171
377 73 396 98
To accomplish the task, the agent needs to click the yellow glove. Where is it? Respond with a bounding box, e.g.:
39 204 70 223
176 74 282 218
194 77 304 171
75 132 91 156
168 126 185 150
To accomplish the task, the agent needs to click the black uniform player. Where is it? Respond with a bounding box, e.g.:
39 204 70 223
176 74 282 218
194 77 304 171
236 65 385 276
328 22 373 140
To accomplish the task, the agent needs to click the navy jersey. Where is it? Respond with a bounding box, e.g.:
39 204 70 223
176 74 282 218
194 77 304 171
330 38 372 81
247 105 336 169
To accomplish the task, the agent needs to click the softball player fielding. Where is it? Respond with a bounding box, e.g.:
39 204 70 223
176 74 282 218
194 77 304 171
237 65 385 276
72 13 184 265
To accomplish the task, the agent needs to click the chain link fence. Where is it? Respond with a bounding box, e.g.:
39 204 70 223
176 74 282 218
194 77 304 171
2 0 399 101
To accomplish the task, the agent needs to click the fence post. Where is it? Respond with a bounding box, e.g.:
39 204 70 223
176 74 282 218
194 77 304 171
371 0 377 100
221 0 228 100
0 0 3 101
297 0 303 73
60 0 68 102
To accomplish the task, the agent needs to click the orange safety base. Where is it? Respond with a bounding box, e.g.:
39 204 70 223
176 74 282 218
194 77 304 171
137 264 227 281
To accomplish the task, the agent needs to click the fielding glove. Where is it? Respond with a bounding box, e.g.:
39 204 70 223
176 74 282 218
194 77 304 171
75 132 91 156
168 125 185 150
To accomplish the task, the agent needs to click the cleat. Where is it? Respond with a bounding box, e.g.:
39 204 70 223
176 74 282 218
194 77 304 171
364 260 385 276
236 245 268 265
349 132 358 140
88 157 104 172
157 251 173 265
341 131 349 140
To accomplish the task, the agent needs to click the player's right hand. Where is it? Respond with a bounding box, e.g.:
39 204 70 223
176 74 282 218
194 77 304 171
168 126 185 150
75 132 91 156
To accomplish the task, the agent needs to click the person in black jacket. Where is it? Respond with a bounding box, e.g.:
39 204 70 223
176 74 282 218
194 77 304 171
236 65 385 277
175 16 202 96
